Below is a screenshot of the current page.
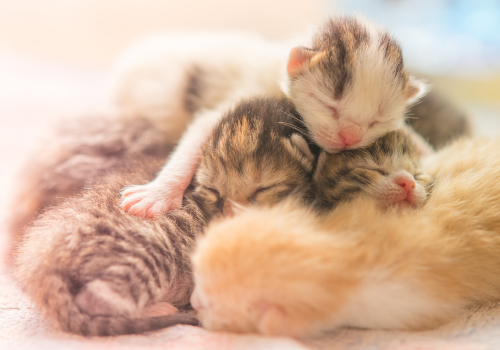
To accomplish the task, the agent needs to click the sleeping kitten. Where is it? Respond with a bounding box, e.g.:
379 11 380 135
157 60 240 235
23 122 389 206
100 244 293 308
13 98 316 336
8 115 174 265
119 16 428 218
191 137 500 338
313 130 433 211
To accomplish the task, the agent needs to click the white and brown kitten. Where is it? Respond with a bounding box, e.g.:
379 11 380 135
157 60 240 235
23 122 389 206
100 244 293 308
118 16 428 218
191 137 500 338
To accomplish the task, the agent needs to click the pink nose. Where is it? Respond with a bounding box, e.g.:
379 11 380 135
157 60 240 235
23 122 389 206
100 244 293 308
339 125 362 147
395 174 416 195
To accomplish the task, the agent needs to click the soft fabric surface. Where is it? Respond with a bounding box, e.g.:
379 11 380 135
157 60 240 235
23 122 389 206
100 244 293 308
1 51 500 350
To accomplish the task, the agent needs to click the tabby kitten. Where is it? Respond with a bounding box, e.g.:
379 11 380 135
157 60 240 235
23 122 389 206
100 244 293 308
191 137 500 338
8 115 174 265
14 97 316 336
313 130 433 211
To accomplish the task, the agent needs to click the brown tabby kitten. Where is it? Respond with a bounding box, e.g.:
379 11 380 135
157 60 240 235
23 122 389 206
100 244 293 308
14 97 317 336
8 115 174 265
313 130 434 211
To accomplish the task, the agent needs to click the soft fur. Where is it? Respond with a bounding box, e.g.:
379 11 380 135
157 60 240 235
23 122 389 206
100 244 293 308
12 96 437 336
191 137 500 338
12 98 315 336
313 130 433 210
8 115 174 265
117 16 433 218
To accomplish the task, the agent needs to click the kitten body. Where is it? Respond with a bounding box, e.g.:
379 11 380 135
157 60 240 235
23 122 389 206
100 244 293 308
13 98 315 336
119 16 428 218
191 137 500 338
8 116 174 266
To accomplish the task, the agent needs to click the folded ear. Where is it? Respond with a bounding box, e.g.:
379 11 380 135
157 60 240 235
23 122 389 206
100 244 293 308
287 47 321 76
405 76 429 105
291 134 315 162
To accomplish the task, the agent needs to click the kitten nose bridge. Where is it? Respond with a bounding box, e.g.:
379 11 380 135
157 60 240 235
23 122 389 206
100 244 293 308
339 124 362 147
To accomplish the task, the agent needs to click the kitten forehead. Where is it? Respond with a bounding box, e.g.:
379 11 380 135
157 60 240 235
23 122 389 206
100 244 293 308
303 17 407 101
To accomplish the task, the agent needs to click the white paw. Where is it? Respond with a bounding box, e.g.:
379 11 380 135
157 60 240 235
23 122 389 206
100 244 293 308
120 182 184 218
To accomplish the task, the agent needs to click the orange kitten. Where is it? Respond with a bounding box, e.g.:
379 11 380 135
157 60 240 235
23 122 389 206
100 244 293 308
191 137 500 338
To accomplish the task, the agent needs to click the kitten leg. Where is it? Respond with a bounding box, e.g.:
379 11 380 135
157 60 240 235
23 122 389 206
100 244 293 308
121 108 224 217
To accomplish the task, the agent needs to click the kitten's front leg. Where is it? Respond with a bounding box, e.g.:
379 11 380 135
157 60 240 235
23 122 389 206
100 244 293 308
121 108 223 218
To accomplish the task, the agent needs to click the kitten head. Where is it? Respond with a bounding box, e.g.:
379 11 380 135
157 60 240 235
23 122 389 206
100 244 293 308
191 97 315 218
287 16 427 153
314 130 434 210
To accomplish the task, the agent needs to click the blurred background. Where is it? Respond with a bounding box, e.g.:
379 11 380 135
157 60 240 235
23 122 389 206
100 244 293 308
0 0 499 216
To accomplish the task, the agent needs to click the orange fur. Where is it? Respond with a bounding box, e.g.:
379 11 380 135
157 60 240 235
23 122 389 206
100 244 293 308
192 137 500 338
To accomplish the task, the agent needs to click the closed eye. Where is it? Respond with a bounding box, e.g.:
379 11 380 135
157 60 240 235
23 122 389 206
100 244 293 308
203 186 221 199
369 121 380 128
309 92 339 119
359 167 388 176
248 185 276 202
252 186 274 197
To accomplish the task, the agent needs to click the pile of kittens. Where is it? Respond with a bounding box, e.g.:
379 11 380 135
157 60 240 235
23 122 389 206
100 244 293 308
10 16 499 339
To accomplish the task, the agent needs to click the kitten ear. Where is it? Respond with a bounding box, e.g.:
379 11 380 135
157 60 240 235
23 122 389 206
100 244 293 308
291 134 315 162
287 47 323 76
405 76 429 105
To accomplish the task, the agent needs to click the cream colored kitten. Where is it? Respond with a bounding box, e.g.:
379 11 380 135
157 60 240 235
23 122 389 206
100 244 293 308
118 16 427 218
191 137 500 338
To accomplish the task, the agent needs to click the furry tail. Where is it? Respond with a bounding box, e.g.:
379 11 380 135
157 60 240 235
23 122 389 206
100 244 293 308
75 314 200 336
17 270 198 336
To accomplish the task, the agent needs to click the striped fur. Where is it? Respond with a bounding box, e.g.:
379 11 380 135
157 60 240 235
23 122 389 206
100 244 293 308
13 97 316 336
314 130 434 211
14 161 202 336
192 97 318 217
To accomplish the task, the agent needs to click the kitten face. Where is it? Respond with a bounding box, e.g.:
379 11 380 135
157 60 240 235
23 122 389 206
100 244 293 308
191 98 315 218
314 130 433 210
287 17 425 154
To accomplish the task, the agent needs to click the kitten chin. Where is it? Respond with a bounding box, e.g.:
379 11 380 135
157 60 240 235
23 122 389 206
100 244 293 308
192 137 500 338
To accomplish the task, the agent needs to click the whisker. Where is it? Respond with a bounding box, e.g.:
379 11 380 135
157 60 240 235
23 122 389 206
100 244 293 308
282 111 307 126
278 122 310 137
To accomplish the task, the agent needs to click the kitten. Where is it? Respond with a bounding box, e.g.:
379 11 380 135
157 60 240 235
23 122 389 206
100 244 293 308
191 137 500 338
119 16 428 218
13 97 316 336
313 130 433 211
8 115 174 266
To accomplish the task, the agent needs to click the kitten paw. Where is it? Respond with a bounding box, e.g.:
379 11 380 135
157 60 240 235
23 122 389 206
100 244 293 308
121 183 184 218
139 302 179 318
